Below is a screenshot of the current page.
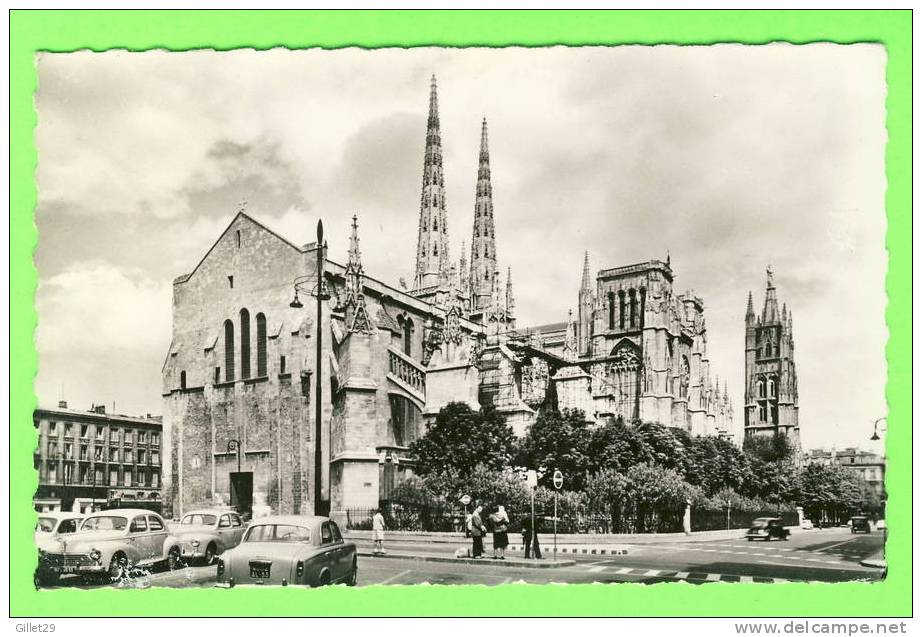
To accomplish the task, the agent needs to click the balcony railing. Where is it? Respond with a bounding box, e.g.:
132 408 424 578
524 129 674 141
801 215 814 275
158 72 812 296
387 347 426 398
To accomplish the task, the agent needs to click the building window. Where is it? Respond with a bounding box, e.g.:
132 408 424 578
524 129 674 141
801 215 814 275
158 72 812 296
125 450 133 464
402 318 414 357
759 402 767 422
139 449 146 465
109 448 119 462
769 377 777 398
152 451 160 465
47 462 57 484
236 230 241 248
770 403 779 424
433 216 438 230
64 443 73 459
94 446 103 461
80 424 88 439
138 431 146 444
109 469 118 486
256 313 267 376
758 379 766 398
48 421 57 435
619 291 626 329
64 423 73 438
180 371 187 390
214 367 221 385
224 319 236 381
79 445 88 461
228 275 234 288
111 428 119 442
608 292 615 329
151 472 160 488
151 433 160 447
124 430 133 444
240 309 251 378
629 289 637 328
433 244 438 256
96 426 104 440
639 288 646 328
279 355 286 375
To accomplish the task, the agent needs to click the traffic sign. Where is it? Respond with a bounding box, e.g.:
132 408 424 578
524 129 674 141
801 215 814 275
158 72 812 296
553 470 564 490
459 494 471 506
525 470 538 489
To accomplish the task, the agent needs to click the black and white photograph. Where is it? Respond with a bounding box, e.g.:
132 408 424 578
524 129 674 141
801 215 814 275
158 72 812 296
31 45 888 591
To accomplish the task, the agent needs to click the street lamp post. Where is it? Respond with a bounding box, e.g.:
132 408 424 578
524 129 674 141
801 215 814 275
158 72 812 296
291 219 330 516
870 417 887 442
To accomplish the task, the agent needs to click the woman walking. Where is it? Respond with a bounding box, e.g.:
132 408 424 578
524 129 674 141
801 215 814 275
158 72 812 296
491 505 510 560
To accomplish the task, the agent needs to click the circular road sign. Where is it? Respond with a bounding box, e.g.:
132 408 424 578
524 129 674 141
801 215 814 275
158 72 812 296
459 494 472 506
553 470 564 490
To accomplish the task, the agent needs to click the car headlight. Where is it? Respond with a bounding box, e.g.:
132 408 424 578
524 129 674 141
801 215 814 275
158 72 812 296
296 560 304 578
89 549 101 561
190 540 200 548
216 558 225 578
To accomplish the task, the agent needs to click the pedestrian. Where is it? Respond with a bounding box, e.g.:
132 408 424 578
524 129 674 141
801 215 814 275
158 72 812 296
470 506 485 558
490 505 510 560
521 514 542 559
372 508 386 555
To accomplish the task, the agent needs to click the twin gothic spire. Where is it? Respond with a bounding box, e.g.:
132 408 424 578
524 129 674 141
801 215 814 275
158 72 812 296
412 76 512 323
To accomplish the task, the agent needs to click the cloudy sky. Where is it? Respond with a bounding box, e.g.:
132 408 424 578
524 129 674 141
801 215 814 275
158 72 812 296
34 45 887 451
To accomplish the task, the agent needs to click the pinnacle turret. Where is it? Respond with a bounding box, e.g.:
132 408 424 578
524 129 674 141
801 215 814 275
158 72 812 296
505 266 515 319
345 215 372 334
413 75 450 290
470 117 498 312
580 251 592 292
745 290 755 323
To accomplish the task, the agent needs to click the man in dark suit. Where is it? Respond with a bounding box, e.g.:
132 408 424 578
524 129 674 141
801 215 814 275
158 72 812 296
521 515 542 559
470 506 485 558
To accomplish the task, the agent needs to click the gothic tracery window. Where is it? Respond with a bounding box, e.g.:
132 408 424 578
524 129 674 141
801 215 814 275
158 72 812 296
223 319 235 382
240 308 251 379
256 313 267 377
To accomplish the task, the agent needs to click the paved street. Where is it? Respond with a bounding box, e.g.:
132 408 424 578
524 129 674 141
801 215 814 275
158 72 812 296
40 527 884 590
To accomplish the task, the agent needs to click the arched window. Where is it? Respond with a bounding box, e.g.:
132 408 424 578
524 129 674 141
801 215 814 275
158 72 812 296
433 217 438 231
639 288 646 328
224 319 235 382
433 194 438 207
758 378 766 398
769 376 777 398
759 403 767 421
473 246 478 258
629 289 637 328
679 356 690 398
180 371 187 390
433 244 438 256
608 292 615 329
403 318 414 357
619 291 626 329
235 230 241 248
256 313 267 377
239 309 251 379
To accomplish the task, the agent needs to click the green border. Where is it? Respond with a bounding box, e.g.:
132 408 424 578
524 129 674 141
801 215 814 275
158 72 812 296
10 9 911 617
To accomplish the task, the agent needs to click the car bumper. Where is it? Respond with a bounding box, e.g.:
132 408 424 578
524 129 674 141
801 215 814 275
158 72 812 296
40 555 106 575
180 546 206 559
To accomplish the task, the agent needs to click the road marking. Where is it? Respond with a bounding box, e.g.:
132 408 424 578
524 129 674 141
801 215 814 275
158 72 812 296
705 573 721 581
739 576 754 583
589 566 607 573
675 571 690 579
378 569 412 585
643 569 661 576
500 577 511 585
615 567 634 575
817 538 860 552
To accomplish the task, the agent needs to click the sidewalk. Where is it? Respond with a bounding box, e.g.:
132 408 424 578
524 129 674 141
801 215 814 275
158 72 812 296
358 549 575 569
345 527 774 546
859 549 886 569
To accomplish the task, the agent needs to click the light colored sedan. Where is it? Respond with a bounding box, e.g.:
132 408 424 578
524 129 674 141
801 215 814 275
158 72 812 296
171 509 247 565
217 515 357 588
36 509 183 585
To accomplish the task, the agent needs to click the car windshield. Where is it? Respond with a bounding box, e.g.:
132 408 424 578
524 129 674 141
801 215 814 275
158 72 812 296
244 524 312 543
81 516 128 531
181 514 217 526
36 518 56 533
751 519 771 528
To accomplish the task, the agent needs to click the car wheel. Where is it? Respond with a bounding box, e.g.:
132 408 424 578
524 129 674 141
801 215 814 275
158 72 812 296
35 569 59 588
109 553 129 582
316 570 331 587
167 546 183 571
347 559 357 587
204 543 216 566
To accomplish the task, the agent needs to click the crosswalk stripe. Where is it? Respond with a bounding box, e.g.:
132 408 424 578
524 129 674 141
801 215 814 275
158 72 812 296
589 566 606 573
739 576 754 583
615 567 634 575
705 573 721 581
643 569 660 576
675 571 690 579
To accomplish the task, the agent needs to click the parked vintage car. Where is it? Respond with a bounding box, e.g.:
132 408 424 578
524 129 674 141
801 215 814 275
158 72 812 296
35 508 183 585
800 519 814 530
850 516 872 534
216 515 357 587
171 508 248 564
35 512 84 550
745 517 791 541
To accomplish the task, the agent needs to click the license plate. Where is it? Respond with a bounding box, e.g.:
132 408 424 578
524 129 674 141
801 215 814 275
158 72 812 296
59 566 79 573
250 566 270 579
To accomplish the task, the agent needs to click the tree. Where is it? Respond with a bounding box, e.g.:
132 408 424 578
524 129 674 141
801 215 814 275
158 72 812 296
409 402 516 480
793 463 879 524
743 432 796 463
586 416 653 474
516 408 591 490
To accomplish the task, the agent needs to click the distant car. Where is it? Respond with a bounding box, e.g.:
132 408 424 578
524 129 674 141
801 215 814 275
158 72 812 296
875 519 887 531
800 519 814 530
34 512 84 549
850 516 872 534
35 509 183 586
216 515 357 587
171 509 247 565
746 517 790 541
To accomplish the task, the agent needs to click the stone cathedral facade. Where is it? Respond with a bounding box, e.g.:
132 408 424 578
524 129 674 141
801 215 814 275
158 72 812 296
161 76 734 521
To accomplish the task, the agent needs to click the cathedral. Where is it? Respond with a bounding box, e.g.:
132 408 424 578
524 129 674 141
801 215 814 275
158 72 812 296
743 267 800 446
161 76 734 521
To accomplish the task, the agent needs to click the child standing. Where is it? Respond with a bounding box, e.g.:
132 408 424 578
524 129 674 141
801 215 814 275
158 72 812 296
372 508 386 555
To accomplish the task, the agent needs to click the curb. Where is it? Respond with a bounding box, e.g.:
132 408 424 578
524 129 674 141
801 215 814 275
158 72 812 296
357 550 576 569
